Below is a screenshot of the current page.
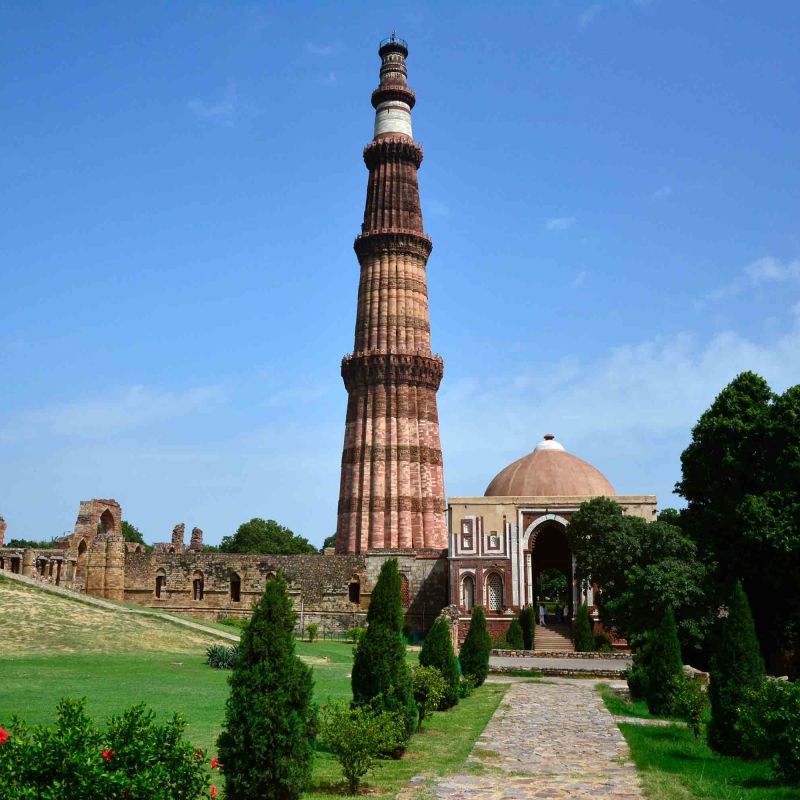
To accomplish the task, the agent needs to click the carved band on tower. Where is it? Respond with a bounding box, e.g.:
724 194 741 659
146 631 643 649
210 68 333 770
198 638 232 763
336 36 447 554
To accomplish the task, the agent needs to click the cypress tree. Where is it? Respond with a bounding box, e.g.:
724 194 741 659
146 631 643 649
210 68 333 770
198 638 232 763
217 571 317 800
351 558 417 737
644 608 683 716
708 581 765 755
573 603 595 652
419 617 460 709
459 606 491 686
519 605 536 650
506 618 524 650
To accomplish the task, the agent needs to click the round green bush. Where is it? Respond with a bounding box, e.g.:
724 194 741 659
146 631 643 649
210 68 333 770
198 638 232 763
459 606 491 686
419 617 459 709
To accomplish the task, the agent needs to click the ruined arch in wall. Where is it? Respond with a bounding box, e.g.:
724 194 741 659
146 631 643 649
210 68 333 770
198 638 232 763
75 539 88 583
192 570 204 601
523 515 573 612
229 572 241 603
99 508 115 534
155 568 167 597
348 575 361 604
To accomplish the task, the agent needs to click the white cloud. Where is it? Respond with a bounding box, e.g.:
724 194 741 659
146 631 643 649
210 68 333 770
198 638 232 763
706 256 800 303
546 216 577 231
570 270 589 288
652 185 672 200
305 42 337 57
0 384 225 441
439 314 800 503
579 4 604 28
186 84 238 126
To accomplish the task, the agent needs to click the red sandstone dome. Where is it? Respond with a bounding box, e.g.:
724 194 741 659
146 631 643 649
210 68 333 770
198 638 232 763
484 434 616 497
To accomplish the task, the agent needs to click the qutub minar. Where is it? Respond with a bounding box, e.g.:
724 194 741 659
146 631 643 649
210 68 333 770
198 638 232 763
336 34 448 554
0 37 655 650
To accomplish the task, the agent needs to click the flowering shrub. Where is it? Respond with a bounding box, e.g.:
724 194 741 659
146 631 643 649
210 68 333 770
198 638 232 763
0 698 209 799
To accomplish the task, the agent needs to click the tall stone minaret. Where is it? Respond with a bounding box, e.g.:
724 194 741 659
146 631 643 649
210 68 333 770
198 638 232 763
336 35 447 554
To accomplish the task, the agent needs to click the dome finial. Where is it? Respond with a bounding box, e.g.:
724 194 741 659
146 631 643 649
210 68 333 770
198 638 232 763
544 433 555 440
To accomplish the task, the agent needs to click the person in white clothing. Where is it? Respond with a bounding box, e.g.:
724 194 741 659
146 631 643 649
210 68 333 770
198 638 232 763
538 604 546 626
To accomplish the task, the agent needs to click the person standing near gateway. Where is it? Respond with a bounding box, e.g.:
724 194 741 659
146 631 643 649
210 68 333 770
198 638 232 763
563 603 569 622
538 603 546 626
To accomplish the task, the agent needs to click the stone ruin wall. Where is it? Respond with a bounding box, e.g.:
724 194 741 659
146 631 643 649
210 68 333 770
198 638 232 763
0 499 449 635
123 547 448 635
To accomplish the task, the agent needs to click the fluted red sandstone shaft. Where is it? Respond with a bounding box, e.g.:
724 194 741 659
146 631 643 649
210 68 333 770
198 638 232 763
336 37 447 554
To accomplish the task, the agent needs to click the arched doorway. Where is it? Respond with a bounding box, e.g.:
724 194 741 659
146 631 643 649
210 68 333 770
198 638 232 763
530 521 573 623
75 539 88 584
99 509 114 534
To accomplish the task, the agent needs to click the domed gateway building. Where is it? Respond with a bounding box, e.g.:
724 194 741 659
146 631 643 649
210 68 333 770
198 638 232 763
447 434 656 642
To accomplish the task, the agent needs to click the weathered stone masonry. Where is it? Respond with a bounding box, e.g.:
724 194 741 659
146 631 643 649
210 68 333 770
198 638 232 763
335 36 448 555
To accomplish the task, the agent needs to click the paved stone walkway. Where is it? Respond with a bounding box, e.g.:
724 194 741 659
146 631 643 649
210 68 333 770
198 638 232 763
408 681 643 800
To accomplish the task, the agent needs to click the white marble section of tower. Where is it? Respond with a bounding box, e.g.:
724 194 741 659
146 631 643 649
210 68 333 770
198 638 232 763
373 34 414 138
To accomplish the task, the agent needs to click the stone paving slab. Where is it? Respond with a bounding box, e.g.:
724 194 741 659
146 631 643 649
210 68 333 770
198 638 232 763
407 681 643 800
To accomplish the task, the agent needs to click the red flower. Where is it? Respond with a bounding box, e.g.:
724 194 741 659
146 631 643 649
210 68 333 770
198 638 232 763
0 728 8 745
211 756 220 769
210 786 218 798
102 749 114 762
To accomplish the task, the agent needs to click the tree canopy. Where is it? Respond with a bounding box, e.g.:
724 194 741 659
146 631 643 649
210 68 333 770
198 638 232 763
566 497 707 647
676 371 800 671
121 520 145 545
321 534 337 552
220 518 317 555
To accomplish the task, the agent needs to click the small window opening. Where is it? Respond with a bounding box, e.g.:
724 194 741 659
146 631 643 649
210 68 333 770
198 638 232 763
230 573 241 603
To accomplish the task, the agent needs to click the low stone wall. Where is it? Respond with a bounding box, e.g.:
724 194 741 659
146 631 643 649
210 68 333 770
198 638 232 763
492 648 631 660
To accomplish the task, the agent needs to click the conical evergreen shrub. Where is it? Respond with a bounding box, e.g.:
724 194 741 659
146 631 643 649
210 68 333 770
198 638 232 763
419 617 460 709
351 558 417 737
708 581 765 755
519 605 535 650
217 571 317 800
459 606 491 686
573 603 595 652
506 618 524 650
644 608 683 716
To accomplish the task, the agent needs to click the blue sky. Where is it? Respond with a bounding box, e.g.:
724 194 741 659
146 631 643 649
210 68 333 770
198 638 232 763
2 2 798 545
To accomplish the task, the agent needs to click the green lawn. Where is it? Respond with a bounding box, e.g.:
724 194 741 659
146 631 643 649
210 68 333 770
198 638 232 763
0 578 506 798
621 723 800 800
597 684 800 800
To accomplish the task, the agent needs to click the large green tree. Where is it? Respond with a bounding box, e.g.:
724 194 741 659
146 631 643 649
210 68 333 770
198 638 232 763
220 518 317 555
121 520 146 546
217 571 317 799
676 372 800 671
566 497 708 648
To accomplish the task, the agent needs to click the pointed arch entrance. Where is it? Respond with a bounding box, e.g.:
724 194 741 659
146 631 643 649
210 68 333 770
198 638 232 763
523 515 576 622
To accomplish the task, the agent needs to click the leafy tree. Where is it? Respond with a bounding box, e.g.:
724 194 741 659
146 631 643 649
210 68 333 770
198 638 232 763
573 603 595 652
506 618 524 650
708 581 765 756
418 617 459 709
518 605 536 650
459 606 491 686
5 537 58 549
538 568 567 601
566 497 708 648
351 559 417 738
643 609 684 716
321 534 337 552
217 571 317 799
121 520 145 545
220 518 317 555
677 373 800 671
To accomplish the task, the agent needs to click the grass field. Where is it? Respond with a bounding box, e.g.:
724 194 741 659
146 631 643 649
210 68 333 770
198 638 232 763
0 575 506 798
597 684 800 800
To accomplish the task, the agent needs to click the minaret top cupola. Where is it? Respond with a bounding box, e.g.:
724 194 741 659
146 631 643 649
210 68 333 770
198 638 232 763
372 33 416 139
